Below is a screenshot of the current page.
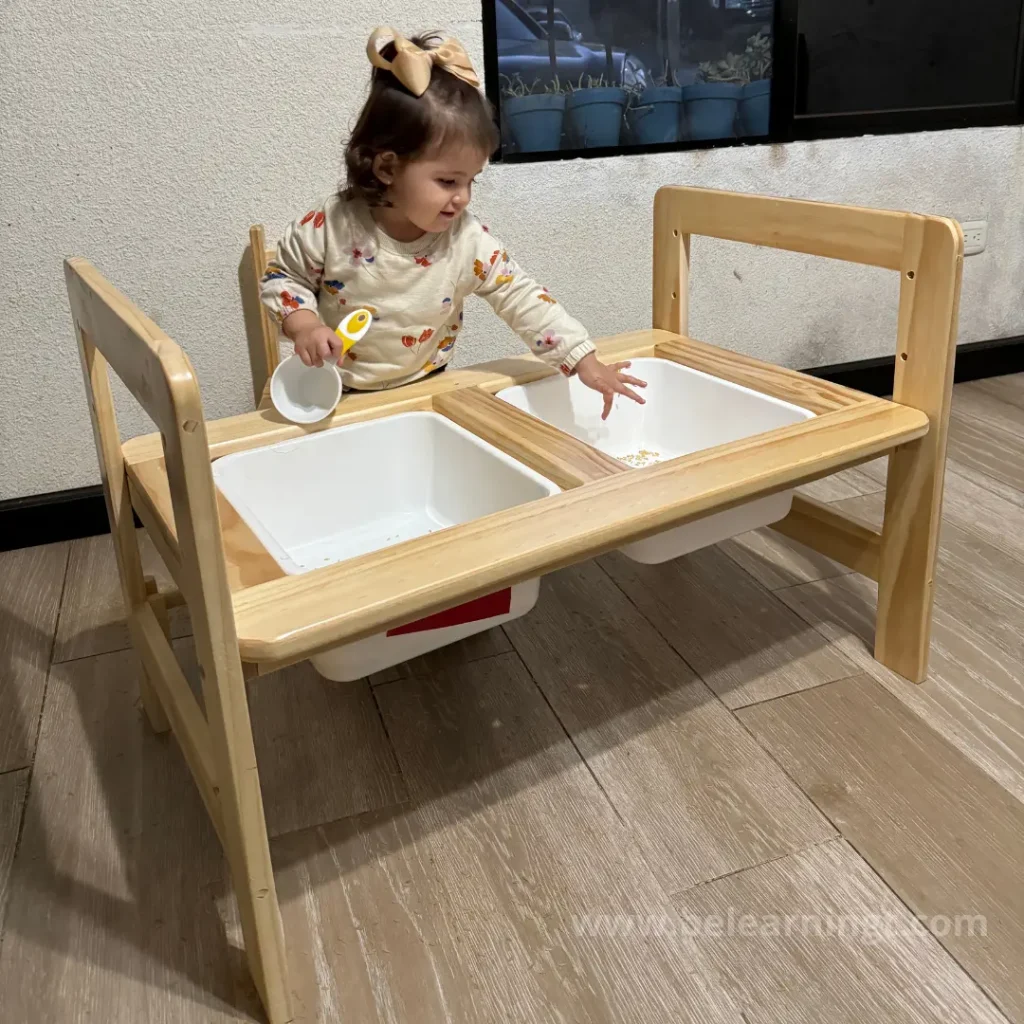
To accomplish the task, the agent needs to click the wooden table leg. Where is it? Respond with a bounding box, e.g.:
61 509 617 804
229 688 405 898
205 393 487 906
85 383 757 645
875 217 963 682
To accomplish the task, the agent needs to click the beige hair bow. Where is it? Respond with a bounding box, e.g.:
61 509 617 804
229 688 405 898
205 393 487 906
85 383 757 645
367 26 480 96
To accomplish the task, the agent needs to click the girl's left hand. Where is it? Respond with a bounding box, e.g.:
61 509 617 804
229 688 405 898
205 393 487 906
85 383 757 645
574 354 647 420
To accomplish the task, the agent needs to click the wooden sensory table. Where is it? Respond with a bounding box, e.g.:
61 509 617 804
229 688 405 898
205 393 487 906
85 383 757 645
67 186 962 1023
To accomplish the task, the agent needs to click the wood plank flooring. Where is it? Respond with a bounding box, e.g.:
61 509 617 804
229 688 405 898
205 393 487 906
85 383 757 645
277 655 743 1023
55 530 191 662
968 372 1024 410
176 639 409 839
601 545 859 707
675 837 1008 1024
0 768 28 924
505 560 835 893
0 542 68 772
737 674 1024 1022
0 374 1022 1023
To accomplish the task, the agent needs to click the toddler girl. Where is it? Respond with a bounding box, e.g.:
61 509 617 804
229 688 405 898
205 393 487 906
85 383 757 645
260 26 646 419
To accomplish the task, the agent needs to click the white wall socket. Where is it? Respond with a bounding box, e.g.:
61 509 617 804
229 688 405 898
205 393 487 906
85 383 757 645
961 220 988 256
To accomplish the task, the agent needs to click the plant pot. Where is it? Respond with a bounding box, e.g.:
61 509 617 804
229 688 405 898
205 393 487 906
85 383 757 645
503 94 566 154
630 86 683 145
738 79 771 137
566 87 627 148
682 82 741 140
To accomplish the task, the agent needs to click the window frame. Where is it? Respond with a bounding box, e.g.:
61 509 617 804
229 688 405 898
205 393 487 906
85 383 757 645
482 0 1024 163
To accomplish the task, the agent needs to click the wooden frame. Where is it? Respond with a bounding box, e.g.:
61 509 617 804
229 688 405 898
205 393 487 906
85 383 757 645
239 224 280 406
67 258 290 1022
652 187 963 682
68 186 961 1022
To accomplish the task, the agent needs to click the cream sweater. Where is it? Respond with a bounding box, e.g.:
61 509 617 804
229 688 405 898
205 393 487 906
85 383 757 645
260 194 595 391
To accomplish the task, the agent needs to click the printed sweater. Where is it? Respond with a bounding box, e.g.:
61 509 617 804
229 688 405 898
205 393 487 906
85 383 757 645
260 194 595 391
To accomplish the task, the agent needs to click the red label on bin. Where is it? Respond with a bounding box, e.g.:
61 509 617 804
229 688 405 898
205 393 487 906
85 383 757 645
386 588 513 636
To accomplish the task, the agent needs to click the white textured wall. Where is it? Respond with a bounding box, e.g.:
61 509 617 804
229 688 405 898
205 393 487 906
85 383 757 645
3 0 1023 499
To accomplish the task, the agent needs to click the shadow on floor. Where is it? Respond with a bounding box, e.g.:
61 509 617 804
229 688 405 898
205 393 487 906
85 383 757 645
0 540 866 1021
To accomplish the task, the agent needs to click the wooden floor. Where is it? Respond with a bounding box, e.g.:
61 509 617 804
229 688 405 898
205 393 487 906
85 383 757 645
1 375 1023 1023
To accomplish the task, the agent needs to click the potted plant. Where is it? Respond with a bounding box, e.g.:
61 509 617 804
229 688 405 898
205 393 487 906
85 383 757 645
683 54 744 140
500 75 567 154
737 31 772 137
627 62 686 146
565 74 628 149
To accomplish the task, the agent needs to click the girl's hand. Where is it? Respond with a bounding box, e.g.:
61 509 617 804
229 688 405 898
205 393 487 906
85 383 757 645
574 353 647 420
290 318 343 367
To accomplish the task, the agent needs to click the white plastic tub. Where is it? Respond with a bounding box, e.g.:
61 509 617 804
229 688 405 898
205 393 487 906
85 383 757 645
497 357 814 563
211 411 560 681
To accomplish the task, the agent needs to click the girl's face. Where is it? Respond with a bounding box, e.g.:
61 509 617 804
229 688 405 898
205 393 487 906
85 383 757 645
374 144 488 238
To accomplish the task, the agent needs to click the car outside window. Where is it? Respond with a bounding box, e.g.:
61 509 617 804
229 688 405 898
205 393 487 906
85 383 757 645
496 1 539 42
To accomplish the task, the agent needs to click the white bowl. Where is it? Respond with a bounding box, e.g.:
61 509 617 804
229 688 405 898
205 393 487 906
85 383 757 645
497 356 815 563
269 354 343 424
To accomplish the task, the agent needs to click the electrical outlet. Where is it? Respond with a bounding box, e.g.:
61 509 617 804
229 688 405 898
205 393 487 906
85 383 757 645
961 220 988 256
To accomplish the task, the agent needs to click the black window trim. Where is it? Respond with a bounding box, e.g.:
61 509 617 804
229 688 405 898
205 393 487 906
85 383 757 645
483 0 1024 164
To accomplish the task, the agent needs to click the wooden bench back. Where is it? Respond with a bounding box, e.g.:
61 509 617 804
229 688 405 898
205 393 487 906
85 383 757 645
239 225 281 406
652 186 964 686
64 256 240 662
652 185 962 364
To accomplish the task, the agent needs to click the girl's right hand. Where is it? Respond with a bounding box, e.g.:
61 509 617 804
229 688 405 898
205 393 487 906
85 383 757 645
290 318 343 367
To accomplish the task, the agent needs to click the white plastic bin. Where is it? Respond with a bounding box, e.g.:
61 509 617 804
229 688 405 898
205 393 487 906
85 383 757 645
497 357 814 563
211 411 560 681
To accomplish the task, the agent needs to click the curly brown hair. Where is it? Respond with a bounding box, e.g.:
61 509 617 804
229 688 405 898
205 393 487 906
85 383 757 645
343 33 499 207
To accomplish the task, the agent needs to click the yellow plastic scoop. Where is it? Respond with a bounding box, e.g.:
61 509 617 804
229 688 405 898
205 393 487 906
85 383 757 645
334 307 373 355
269 308 375 424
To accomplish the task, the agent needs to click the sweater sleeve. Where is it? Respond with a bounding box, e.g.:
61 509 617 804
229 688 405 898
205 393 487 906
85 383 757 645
466 218 595 374
260 207 327 324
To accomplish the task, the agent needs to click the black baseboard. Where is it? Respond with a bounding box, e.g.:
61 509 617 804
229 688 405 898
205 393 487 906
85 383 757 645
807 334 1024 397
2 335 1022 554
1 485 114 553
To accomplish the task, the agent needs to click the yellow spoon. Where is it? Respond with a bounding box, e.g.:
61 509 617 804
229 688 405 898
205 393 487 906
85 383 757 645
334 307 373 355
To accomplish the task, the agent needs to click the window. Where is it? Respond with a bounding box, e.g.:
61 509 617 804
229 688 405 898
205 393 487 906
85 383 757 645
481 0 1024 160
496 0 542 41
797 0 1022 113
